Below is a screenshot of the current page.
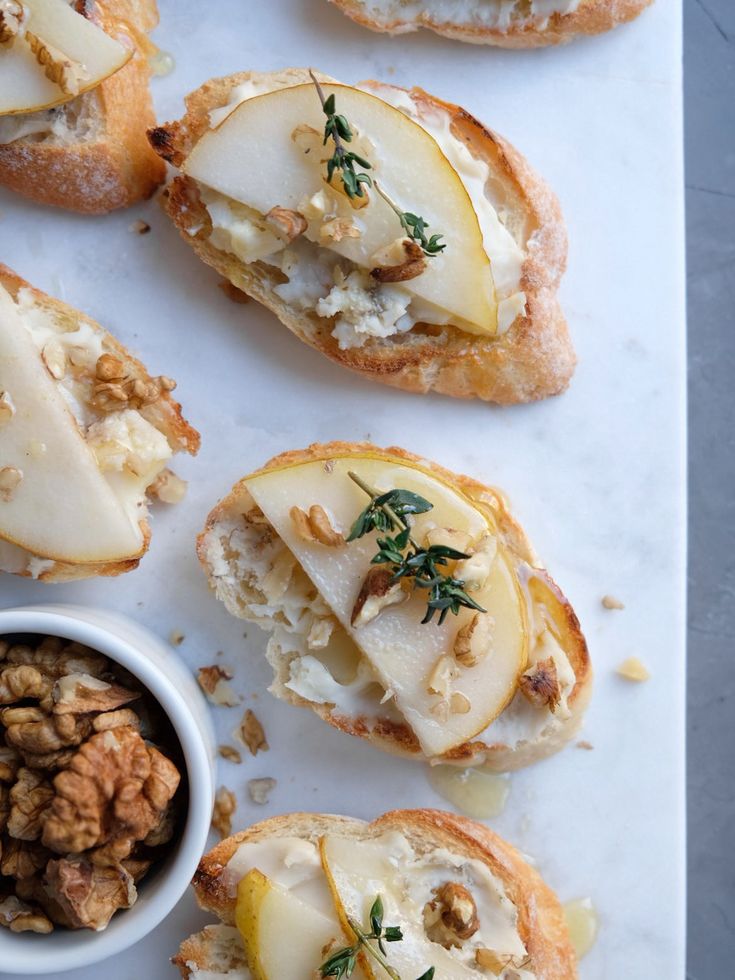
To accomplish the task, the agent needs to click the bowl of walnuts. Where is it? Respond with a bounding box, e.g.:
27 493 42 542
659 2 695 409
0 604 216 974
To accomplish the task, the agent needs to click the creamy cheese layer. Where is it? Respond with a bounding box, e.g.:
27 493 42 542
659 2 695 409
197 75 528 347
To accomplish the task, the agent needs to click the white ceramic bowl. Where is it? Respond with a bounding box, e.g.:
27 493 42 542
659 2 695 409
0 604 216 975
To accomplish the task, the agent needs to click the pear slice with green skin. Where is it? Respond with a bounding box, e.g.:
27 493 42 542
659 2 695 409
320 834 479 979
244 451 528 757
183 82 498 334
0 285 144 564
236 868 352 980
0 0 131 116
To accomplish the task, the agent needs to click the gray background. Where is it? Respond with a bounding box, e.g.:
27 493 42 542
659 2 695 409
685 0 735 976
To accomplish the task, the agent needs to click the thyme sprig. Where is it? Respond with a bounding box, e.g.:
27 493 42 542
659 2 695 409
310 69 373 200
320 895 435 980
308 72 445 257
374 181 446 257
347 471 486 625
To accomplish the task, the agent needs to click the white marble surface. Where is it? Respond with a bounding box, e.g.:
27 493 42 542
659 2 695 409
0 0 685 976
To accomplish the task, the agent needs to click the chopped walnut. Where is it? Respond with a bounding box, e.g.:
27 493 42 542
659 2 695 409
3 709 92 754
51 673 139 716
42 727 180 855
197 665 239 707
92 709 141 734
44 857 136 931
41 339 67 380
320 217 361 243
475 948 523 973
212 787 236 839
0 390 15 424
602 594 625 610
454 534 497 592
616 657 650 682
0 784 8 832
450 692 471 715
95 353 126 382
427 655 459 699
1 836 51 879
236 710 268 756
265 206 308 243
143 805 177 848
247 778 276 805
290 504 345 547
371 239 427 283
424 882 479 948
0 2 25 45
4 639 107 679
0 466 22 501
25 31 88 96
576 740 594 751
19 748 76 771
8 769 54 840
351 566 407 627
0 895 53 934
148 468 187 504
0 665 52 704
218 745 242 764
518 656 562 712
453 613 493 668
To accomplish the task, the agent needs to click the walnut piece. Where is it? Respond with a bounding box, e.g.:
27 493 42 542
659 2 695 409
0 390 16 424
236 709 268 756
44 857 136 931
453 613 493 668
0 746 21 782
148 468 187 504
0 466 22 501
2 709 93 754
265 206 308 243
1 836 51 879
424 882 479 948
454 534 498 592
371 238 427 283
218 745 242 764
0 2 25 45
290 504 345 547
8 769 54 841
0 665 52 704
0 895 53 934
518 656 562 712
42 726 180 855
51 673 139 716
351 566 407 627
601 594 625 610
247 777 276 805
212 787 236 839
450 692 471 715
616 657 650 682
197 666 239 707
320 216 361 243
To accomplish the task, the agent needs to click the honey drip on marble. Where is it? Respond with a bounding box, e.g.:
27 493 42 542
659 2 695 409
563 898 599 959
148 49 175 77
428 765 510 818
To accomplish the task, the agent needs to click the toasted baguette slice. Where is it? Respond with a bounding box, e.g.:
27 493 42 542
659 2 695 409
175 810 577 979
0 0 166 213
198 442 591 770
0 264 199 582
329 0 653 47
149 68 573 405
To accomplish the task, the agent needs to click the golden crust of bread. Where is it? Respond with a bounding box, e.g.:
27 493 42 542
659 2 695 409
184 810 577 979
330 0 653 47
149 68 575 406
0 263 199 582
198 441 592 770
0 0 166 213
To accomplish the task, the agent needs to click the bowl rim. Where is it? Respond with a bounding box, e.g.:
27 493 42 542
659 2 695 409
0 604 215 975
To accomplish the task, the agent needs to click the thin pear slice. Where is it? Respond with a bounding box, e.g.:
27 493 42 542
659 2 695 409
320 834 478 978
183 83 497 333
235 868 350 980
245 452 527 757
0 0 131 116
0 285 143 563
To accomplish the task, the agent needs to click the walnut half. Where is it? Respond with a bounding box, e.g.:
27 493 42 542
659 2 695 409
518 656 562 712
424 881 479 948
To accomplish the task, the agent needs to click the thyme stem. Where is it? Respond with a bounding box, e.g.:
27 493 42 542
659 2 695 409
347 470 419 549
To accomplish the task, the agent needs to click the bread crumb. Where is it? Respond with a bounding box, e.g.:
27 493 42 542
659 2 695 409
218 745 242 764
602 595 625 610
129 219 151 235
616 657 650 682
212 787 236 838
248 777 276 805
197 665 239 707
576 740 594 751
169 629 185 646
235 709 268 756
